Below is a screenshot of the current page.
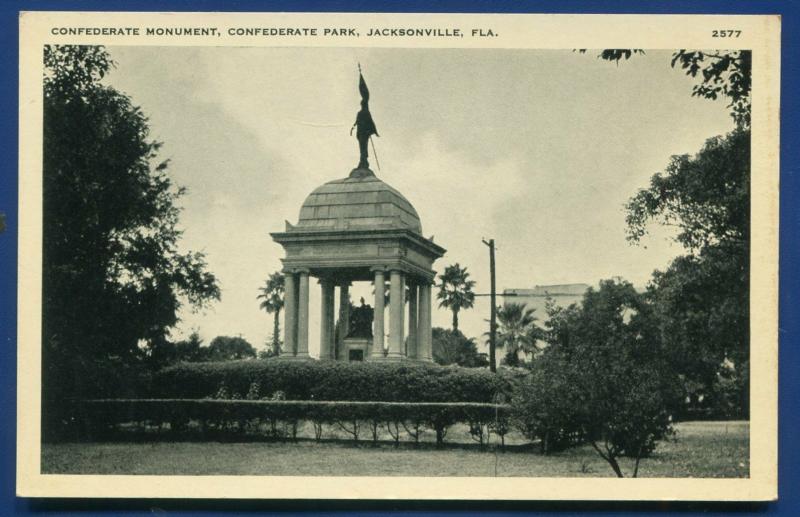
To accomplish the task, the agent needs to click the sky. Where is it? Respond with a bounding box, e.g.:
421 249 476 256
104 46 735 354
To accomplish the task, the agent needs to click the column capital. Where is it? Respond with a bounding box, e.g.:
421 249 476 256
370 265 387 273
416 276 435 286
283 267 310 275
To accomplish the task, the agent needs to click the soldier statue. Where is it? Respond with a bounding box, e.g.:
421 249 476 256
350 65 379 170
348 297 374 338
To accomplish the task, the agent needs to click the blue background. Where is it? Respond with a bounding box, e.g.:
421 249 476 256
0 0 797 514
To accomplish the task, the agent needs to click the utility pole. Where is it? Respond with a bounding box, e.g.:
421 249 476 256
482 238 497 373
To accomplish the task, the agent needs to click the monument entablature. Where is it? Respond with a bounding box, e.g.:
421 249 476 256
272 228 445 283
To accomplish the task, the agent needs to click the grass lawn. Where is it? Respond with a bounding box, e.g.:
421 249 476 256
41 420 748 477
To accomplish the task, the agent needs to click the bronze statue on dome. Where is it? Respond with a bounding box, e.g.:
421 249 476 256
350 64 379 170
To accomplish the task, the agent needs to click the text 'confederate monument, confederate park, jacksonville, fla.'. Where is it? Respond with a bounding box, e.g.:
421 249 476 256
271 68 446 363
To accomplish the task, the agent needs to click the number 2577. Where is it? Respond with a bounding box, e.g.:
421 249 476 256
712 30 742 37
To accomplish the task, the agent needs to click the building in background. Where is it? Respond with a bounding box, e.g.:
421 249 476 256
502 283 591 318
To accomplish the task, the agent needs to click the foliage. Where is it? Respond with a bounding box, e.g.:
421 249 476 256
436 263 476 331
578 51 751 418
625 130 749 252
669 50 751 128
42 45 220 434
69 398 510 447
646 246 749 417
432 327 489 368
582 49 751 127
628 130 749 416
518 279 682 477
493 303 542 366
206 336 257 361
257 272 285 355
153 360 521 403
511 352 584 454
146 331 207 365
258 342 281 360
146 333 265 365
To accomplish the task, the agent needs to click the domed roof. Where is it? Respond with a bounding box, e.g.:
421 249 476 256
295 168 422 234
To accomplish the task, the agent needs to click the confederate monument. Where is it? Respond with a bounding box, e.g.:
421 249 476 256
271 68 446 362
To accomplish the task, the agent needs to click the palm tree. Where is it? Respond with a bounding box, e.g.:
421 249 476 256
436 263 476 332
257 272 285 355
494 303 542 365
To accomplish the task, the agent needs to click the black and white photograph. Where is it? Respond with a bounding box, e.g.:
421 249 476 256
16 11 780 500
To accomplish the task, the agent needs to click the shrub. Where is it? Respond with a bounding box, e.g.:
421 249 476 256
152 360 523 403
529 279 683 477
511 354 585 454
69 399 511 446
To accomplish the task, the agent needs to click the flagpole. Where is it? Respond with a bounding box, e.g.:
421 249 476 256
370 136 380 171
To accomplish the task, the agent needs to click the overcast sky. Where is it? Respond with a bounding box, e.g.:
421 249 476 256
104 47 734 353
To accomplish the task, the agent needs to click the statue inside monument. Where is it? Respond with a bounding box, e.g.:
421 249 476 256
347 297 374 338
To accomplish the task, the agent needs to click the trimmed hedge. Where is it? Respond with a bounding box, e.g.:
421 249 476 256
71 399 511 446
152 360 520 403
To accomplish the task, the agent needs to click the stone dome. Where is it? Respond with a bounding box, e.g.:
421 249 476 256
295 168 422 234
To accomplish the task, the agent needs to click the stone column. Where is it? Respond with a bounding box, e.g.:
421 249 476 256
282 272 297 356
418 282 433 362
407 283 418 359
319 279 335 360
371 269 385 358
296 270 310 358
338 282 351 360
388 269 405 359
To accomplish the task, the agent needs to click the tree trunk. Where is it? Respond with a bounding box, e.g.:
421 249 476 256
590 440 624 478
607 455 624 478
452 309 459 331
272 310 281 354
633 443 644 478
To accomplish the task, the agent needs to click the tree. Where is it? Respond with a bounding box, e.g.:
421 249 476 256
583 49 751 128
258 272 285 355
626 130 749 252
627 130 750 414
436 263 476 332
432 327 489 368
207 336 257 361
145 330 207 365
258 343 280 360
173 331 207 362
493 303 542 366
42 46 220 424
511 352 584 454
647 245 748 416
535 279 681 477
669 50 751 128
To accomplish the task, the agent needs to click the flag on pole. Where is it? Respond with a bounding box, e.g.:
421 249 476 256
359 72 370 102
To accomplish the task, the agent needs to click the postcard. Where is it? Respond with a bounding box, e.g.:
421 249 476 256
17 11 779 500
